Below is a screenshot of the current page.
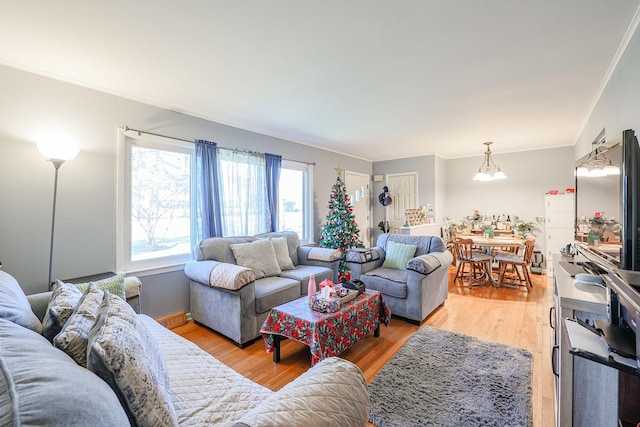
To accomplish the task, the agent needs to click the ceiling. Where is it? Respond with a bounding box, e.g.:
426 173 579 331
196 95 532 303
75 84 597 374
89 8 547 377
1 1 639 161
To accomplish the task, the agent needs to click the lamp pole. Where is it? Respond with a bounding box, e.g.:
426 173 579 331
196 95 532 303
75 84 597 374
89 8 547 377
47 159 65 289
37 133 79 289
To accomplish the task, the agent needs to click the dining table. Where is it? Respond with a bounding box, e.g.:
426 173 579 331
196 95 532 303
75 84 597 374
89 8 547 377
456 234 525 287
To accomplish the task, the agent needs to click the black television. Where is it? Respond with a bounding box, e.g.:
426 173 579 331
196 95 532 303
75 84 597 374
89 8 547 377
574 129 640 272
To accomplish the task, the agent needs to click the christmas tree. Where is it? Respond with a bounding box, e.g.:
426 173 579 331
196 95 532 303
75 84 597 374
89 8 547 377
319 171 364 277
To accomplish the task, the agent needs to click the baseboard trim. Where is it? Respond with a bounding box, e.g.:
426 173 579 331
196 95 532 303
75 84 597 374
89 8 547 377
157 312 188 329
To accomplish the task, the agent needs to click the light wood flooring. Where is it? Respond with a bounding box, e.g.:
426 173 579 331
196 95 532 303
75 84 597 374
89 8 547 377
173 266 555 427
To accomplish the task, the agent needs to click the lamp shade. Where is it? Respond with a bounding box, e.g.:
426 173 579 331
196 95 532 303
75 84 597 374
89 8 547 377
603 164 620 175
587 167 605 177
493 170 507 180
37 132 79 161
473 171 487 181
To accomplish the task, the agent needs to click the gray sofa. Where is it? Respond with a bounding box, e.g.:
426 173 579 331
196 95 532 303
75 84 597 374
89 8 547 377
0 270 370 426
185 231 341 347
346 233 453 324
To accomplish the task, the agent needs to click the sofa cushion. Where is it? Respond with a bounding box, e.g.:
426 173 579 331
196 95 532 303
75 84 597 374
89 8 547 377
364 268 409 298
280 265 334 295
0 317 129 427
230 240 282 279
73 274 126 300
0 270 42 333
378 233 446 255
88 292 178 427
53 283 104 367
254 277 300 314
42 280 84 341
382 241 417 270
199 236 256 263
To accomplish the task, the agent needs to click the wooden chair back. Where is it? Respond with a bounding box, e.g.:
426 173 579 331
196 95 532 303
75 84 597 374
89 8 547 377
522 238 536 264
453 238 475 261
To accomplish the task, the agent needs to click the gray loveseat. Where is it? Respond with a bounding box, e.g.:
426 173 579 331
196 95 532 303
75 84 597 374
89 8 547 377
346 233 453 324
185 231 341 347
0 270 370 426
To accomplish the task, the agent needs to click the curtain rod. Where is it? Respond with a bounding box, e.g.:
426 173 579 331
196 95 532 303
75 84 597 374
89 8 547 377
121 125 316 166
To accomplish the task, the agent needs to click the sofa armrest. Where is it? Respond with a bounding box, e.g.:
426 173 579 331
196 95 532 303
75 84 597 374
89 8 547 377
406 251 453 275
298 246 341 262
297 246 341 282
185 260 222 284
185 260 255 291
234 357 370 427
345 247 381 264
346 247 385 279
27 291 52 322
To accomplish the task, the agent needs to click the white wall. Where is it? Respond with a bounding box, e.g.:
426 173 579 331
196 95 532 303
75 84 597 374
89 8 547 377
444 146 575 261
444 147 575 222
575 20 640 158
371 155 437 242
0 65 371 317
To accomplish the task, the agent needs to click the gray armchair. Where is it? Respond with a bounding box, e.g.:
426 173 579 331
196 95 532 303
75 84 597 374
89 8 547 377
346 233 453 324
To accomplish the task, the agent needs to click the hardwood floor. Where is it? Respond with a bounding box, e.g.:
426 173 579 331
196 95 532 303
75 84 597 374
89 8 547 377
172 266 555 426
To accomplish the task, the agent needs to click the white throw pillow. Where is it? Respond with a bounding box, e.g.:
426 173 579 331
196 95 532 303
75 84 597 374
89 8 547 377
262 237 295 271
230 240 282 279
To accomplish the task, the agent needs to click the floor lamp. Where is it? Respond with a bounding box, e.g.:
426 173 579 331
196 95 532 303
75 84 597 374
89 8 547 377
37 136 79 289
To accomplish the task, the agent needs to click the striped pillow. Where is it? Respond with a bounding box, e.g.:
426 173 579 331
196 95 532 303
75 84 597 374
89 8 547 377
382 241 418 270
75 275 126 300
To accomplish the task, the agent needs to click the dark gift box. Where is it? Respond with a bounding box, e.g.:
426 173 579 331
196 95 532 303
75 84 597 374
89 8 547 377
340 279 365 295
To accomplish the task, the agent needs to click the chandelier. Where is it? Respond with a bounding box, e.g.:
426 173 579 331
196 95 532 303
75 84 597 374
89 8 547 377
576 148 620 177
473 141 507 181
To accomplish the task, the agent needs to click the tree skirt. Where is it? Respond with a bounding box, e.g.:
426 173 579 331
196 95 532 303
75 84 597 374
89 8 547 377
369 326 532 427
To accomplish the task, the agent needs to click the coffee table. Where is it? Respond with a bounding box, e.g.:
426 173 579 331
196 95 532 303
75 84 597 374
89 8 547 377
260 289 391 365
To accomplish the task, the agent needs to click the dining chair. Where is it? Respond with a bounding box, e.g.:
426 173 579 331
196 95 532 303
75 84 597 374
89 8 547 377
494 238 536 289
453 237 493 286
441 227 456 264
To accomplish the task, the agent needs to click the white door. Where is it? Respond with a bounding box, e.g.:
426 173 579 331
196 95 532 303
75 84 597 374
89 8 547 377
386 172 418 234
345 171 371 247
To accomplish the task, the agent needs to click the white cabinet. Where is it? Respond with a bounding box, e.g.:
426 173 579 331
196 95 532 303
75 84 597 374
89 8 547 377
545 193 575 274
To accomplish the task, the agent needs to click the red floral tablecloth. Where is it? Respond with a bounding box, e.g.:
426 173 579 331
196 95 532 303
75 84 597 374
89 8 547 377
260 289 391 365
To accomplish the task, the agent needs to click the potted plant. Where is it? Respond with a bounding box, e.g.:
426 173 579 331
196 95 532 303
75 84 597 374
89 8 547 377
511 215 543 238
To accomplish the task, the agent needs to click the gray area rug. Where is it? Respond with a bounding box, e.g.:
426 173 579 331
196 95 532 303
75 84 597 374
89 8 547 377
369 326 532 427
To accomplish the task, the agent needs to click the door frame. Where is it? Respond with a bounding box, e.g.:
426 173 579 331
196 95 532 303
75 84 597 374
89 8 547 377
344 170 371 247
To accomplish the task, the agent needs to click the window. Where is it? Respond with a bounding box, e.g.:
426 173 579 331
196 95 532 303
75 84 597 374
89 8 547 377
118 130 314 273
119 134 195 273
279 160 314 244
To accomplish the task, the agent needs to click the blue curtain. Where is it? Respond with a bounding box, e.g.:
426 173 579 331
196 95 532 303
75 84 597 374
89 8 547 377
265 153 282 232
195 140 223 241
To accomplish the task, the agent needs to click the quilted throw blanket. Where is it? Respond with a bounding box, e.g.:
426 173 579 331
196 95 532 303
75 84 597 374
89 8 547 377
208 262 256 291
141 316 271 426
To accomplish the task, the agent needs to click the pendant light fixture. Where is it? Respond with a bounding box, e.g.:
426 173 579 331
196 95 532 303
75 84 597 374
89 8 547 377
473 141 507 181
576 148 620 178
